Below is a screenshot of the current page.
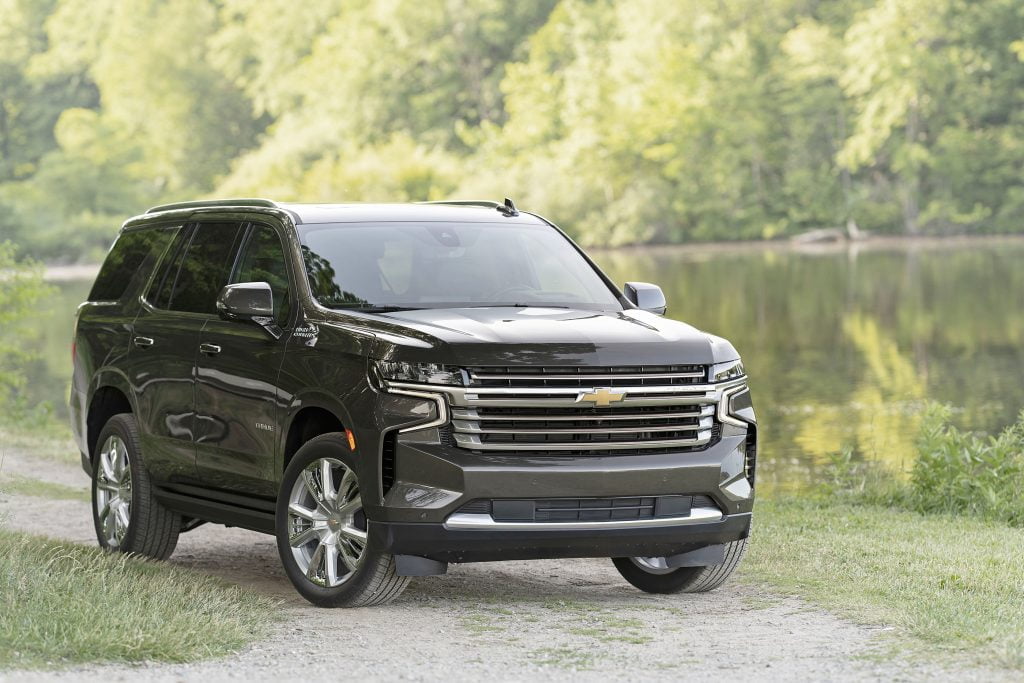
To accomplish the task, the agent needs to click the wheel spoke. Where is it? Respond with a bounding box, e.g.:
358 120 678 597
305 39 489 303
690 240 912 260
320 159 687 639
96 479 118 493
289 526 319 548
340 524 367 544
338 540 360 572
319 459 337 501
114 441 128 479
301 468 325 504
114 500 130 532
324 544 339 585
338 468 357 504
99 501 115 541
99 450 116 482
288 502 322 522
307 543 325 581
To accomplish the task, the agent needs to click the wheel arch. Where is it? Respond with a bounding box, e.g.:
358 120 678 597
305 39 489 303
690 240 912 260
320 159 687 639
86 371 136 463
281 397 351 473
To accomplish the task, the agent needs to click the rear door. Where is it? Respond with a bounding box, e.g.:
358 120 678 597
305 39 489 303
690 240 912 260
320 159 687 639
194 221 294 497
128 221 246 485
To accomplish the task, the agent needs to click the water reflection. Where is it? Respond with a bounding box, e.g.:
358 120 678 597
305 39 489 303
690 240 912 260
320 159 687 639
597 240 1024 492
31 240 1024 492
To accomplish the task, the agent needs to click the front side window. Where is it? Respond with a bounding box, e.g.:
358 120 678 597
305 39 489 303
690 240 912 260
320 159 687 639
233 224 291 326
158 222 245 315
297 222 620 311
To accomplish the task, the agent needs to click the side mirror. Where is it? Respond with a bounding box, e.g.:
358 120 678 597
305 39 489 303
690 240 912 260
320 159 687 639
216 282 282 339
623 281 667 315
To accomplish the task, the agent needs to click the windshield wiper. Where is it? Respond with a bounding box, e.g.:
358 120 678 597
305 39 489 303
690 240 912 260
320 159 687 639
335 305 425 313
463 303 573 309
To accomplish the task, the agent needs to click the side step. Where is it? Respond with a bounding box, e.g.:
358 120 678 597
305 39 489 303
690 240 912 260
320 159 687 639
154 485 276 534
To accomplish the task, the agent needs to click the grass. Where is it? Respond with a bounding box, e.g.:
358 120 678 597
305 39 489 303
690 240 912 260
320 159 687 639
742 498 1024 670
0 474 88 501
0 530 277 668
825 403 1024 527
0 417 79 465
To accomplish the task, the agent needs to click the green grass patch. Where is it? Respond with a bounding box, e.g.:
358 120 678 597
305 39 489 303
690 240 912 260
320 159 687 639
742 498 1024 669
0 475 88 501
0 418 79 465
825 403 1024 527
0 530 277 668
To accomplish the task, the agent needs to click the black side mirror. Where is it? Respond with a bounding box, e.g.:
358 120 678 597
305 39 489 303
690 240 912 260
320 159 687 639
217 282 282 339
623 281 667 315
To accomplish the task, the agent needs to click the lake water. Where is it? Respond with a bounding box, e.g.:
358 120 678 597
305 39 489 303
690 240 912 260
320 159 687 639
26 239 1024 492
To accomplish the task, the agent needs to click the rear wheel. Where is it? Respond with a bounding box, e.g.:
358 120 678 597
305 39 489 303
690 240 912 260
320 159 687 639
612 538 748 594
91 413 180 559
275 433 409 607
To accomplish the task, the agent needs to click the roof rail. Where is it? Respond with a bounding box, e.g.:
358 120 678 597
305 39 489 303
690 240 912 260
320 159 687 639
419 198 519 217
146 198 279 214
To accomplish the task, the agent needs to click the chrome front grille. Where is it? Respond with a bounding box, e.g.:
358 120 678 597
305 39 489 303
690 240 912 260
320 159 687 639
450 365 717 454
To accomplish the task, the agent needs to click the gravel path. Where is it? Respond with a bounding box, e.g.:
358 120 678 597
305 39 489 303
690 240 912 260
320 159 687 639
0 449 1004 682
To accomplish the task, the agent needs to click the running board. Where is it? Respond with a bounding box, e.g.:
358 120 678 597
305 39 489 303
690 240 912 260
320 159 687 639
154 487 276 534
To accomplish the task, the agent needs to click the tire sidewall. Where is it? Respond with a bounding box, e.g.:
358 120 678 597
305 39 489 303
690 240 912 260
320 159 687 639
275 432 388 606
611 557 704 594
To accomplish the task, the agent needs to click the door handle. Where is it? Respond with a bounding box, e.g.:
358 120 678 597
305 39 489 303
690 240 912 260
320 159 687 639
133 336 154 348
199 343 222 355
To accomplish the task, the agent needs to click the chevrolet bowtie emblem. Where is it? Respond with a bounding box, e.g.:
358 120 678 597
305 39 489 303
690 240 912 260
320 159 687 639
578 388 626 407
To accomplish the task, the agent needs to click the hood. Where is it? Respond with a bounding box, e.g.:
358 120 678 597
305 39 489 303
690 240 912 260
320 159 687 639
318 306 739 367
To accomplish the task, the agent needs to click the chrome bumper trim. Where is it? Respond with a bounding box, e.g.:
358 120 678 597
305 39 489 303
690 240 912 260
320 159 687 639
443 506 724 531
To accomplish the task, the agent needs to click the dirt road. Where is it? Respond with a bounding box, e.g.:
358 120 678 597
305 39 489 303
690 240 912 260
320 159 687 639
0 449 1000 682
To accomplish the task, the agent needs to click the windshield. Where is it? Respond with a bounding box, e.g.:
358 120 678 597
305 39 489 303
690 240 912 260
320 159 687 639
297 221 621 311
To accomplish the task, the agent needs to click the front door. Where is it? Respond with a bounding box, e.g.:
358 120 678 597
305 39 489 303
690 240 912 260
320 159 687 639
194 222 294 498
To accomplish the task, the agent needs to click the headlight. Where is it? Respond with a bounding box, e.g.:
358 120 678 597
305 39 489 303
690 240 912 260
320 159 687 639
710 359 745 382
375 360 464 386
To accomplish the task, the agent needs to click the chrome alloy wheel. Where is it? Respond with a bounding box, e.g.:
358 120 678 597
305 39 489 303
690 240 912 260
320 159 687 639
630 557 676 575
95 434 132 548
287 458 367 587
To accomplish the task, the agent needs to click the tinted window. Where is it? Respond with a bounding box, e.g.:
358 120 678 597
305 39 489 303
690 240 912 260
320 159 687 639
233 224 291 326
298 222 620 311
165 223 245 314
89 226 179 302
147 227 191 310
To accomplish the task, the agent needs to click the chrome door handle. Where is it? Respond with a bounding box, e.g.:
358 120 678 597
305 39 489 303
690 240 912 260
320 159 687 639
133 336 154 348
199 343 222 355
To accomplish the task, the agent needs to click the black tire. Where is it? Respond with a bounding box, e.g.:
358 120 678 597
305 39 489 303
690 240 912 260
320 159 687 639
275 433 410 607
91 413 180 560
612 538 748 594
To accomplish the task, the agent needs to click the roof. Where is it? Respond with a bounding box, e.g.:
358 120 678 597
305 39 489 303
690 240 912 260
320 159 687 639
137 198 543 226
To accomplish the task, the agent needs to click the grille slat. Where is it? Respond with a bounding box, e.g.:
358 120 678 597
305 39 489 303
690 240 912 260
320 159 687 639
453 365 718 455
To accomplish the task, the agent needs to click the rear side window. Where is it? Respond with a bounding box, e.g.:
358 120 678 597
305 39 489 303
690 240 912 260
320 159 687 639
89 226 179 302
162 222 246 315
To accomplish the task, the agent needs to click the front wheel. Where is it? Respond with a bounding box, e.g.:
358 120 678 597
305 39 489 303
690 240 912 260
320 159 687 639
275 433 410 607
612 538 749 594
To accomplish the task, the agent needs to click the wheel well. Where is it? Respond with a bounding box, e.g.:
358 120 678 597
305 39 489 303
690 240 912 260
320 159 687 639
86 386 132 460
284 407 344 469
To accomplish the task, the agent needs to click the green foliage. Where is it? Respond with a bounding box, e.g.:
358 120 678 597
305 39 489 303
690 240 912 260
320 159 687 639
0 530 275 667
821 403 1024 527
4 0 1024 259
0 242 54 409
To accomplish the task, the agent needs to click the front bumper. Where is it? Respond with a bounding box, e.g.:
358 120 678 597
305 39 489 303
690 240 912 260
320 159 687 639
372 511 752 563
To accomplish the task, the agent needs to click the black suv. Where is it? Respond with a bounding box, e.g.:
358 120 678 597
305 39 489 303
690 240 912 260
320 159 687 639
71 198 756 607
